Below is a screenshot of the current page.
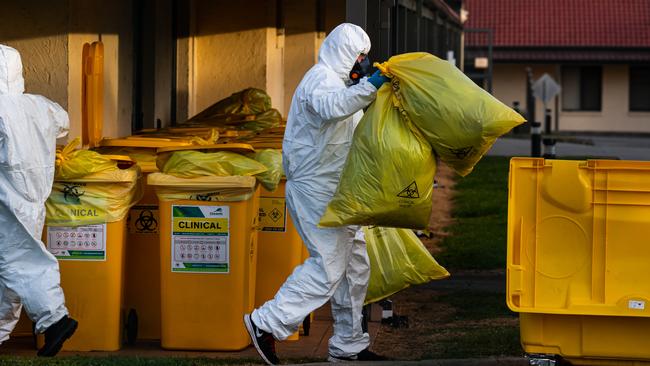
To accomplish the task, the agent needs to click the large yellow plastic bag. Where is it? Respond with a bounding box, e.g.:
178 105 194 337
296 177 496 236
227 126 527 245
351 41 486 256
250 149 283 192
56 138 117 180
237 109 282 131
46 166 143 226
187 88 271 123
157 150 267 178
377 52 525 176
319 86 436 229
364 226 449 304
148 173 256 202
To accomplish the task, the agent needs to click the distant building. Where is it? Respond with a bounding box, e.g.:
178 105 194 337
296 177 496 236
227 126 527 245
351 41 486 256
464 0 650 133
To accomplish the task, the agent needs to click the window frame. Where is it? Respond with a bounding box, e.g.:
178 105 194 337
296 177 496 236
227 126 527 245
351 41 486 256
561 65 603 112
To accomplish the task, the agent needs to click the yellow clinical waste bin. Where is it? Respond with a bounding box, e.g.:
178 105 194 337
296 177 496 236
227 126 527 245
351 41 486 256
148 145 260 351
255 179 303 341
507 158 650 364
42 160 141 351
96 137 194 342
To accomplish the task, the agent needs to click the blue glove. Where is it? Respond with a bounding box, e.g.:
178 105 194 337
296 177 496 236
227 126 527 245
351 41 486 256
367 70 390 89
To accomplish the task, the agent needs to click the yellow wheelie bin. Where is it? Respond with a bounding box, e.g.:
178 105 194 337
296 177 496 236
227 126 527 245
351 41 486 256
149 144 260 350
255 178 304 341
42 155 141 351
508 158 650 365
96 137 195 342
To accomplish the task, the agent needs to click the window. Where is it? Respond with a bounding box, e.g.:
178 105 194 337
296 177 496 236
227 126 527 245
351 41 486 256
630 66 650 111
562 66 602 111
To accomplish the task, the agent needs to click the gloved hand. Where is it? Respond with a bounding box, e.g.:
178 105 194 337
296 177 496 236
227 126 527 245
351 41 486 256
367 70 390 89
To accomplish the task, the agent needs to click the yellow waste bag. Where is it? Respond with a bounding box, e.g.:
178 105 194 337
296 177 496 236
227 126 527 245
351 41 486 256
364 226 449 304
319 86 436 229
158 150 267 179
249 149 283 192
55 138 117 180
147 173 257 202
376 52 525 176
183 109 282 132
46 166 143 226
187 88 272 123
237 109 282 131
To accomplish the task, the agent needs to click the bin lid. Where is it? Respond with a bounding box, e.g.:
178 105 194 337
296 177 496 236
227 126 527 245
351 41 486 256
250 142 282 150
157 143 255 154
99 137 194 148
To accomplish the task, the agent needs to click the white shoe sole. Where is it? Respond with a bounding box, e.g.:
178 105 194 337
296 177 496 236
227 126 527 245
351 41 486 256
243 314 274 365
327 355 356 363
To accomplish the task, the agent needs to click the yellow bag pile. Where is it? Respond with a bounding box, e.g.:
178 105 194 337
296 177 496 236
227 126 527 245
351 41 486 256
364 226 449 304
376 53 525 176
47 140 142 226
249 149 283 192
190 88 271 119
185 88 282 132
321 52 524 228
319 87 436 229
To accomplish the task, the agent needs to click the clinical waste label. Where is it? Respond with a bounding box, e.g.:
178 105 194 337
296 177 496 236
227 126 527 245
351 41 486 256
171 205 229 273
128 205 159 234
259 197 286 232
46 224 107 261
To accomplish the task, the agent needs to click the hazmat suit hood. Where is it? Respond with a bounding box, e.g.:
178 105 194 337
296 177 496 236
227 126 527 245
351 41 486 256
318 23 371 81
0 45 25 95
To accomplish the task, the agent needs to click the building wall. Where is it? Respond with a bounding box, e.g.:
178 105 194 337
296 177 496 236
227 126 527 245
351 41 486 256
283 0 323 116
492 63 650 133
67 0 134 140
189 0 284 117
0 1 68 108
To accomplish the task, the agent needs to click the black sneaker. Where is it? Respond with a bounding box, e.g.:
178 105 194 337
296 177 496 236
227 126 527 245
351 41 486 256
328 348 390 363
37 315 78 357
243 314 279 365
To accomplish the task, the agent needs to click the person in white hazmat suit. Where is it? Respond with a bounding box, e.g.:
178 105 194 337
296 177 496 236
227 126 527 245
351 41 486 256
244 24 389 364
0 45 78 357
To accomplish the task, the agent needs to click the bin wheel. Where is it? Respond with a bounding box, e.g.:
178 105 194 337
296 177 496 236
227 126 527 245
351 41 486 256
302 315 311 336
125 309 138 346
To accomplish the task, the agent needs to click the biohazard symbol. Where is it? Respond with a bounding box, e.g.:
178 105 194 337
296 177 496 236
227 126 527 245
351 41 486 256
397 181 420 199
449 146 474 159
62 184 84 204
195 194 213 201
135 210 158 232
269 208 282 222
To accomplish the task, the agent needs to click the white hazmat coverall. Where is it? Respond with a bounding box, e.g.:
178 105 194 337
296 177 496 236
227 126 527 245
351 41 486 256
252 23 377 358
0 44 70 344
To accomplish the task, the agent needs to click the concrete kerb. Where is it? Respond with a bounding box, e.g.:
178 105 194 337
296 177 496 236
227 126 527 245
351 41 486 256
295 357 528 366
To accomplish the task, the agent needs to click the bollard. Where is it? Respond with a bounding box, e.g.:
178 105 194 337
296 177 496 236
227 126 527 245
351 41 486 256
531 121 542 157
542 108 556 159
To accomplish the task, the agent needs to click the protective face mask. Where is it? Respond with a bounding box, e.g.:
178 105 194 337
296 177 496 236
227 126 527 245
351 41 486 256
349 56 372 85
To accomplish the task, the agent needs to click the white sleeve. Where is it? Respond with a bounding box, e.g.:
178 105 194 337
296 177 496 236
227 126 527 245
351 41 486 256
306 76 377 124
46 100 69 138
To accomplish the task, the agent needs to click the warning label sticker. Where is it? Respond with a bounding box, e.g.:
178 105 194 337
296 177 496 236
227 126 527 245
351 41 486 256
46 224 107 261
259 197 286 232
171 205 229 273
128 205 159 234
397 181 420 199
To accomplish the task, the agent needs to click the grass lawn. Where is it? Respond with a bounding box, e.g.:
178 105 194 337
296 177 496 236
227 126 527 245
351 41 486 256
437 156 511 270
374 156 523 360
